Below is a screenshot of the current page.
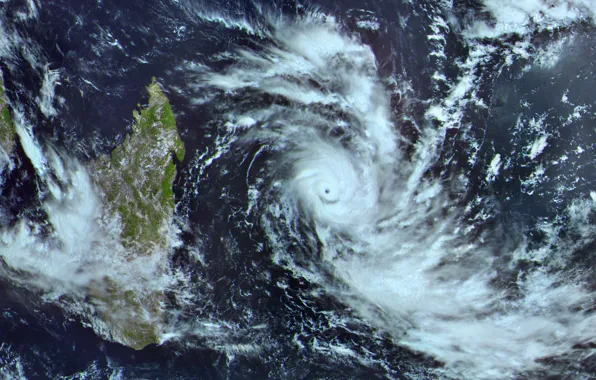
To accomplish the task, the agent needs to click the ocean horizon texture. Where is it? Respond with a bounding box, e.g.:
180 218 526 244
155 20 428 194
0 0 595 379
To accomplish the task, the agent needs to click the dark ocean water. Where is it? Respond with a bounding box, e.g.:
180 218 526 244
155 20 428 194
1 0 595 379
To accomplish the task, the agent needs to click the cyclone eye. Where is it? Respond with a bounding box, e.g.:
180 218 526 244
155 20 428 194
318 184 339 204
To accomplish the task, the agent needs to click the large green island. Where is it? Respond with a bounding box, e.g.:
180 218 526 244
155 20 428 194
0 71 184 350
0 72 15 158
90 79 185 349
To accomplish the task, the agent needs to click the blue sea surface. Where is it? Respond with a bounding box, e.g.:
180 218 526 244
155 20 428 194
1 0 595 378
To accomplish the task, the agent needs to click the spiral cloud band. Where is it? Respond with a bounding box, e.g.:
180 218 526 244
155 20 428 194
195 13 596 380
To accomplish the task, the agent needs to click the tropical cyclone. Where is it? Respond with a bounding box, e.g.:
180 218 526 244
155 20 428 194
194 11 596 378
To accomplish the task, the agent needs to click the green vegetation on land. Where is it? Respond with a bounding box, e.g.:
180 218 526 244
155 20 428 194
91 79 185 350
0 72 16 155
94 78 185 255
89 277 162 350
